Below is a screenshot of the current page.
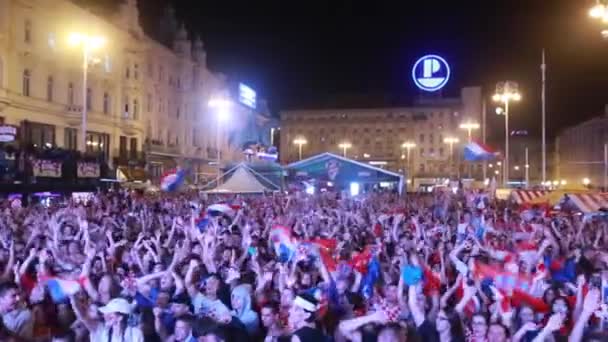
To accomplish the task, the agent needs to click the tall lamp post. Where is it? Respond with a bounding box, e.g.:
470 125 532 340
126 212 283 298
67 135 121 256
339 142 352 158
293 138 307 160
493 81 521 186
68 33 106 153
401 141 416 180
208 98 231 179
443 137 459 178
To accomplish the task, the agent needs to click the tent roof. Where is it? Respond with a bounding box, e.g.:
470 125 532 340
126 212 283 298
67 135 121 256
287 152 403 179
205 164 277 193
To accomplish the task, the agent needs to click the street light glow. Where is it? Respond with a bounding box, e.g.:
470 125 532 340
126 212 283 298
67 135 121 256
514 165 520 171
459 122 480 130
495 107 504 115
401 141 416 149
583 177 591 186
443 137 459 144
338 142 352 149
293 138 307 145
68 33 106 50
590 3 606 18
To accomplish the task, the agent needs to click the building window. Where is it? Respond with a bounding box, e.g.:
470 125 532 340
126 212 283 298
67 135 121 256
67 82 74 105
119 136 127 157
86 88 92 111
25 122 55 147
46 76 53 101
439 147 444 157
103 92 110 114
419 133 424 143
419 164 425 172
133 99 138 119
134 63 139 80
64 128 77 150
22 69 31 96
0 58 3 87
125 65 130 79
85 131 110 158
47 32 56 50
147 93 152 112
130 138 137 158
147 62 153 77
420 148 425 157
124 96 130 118
429 133 434 144
159 66 163 82
24 20 31 43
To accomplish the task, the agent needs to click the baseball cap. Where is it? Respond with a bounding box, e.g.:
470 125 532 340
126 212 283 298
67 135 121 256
99 298 133 315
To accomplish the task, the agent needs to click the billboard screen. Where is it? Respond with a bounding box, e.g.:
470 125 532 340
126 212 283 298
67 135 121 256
238 83 256 109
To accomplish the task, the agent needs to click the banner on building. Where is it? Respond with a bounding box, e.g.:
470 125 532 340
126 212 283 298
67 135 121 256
32 159 62 178
77 162 100 178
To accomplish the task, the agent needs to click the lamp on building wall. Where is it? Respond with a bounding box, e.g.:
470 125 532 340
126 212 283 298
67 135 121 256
68 32 106 153
443 137 459 178
339 142 352 158
293 138 307 160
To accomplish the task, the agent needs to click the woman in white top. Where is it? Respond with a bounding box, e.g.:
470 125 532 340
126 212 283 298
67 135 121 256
69 296 144 342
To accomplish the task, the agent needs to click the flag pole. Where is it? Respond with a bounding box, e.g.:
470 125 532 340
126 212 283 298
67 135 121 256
541 49 547 186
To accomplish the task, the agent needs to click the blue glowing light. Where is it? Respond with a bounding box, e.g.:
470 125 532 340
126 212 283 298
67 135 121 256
412 54 450 92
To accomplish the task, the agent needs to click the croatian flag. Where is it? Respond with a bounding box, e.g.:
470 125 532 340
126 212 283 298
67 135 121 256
206 203 239 217
41 275 87 303
464 141 496 161
270 225 297 262
160 169 187 192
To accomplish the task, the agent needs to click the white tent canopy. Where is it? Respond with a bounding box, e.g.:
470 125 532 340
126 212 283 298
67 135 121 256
204 164 278 193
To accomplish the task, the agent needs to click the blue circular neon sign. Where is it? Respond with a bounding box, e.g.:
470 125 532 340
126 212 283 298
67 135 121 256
412 54 450 92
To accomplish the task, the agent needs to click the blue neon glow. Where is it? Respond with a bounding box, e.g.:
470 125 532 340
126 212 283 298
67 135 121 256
412 54 450 92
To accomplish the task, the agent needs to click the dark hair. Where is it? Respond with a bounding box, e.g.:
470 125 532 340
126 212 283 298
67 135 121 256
262 300 280 314
297 293 318 323
445 308 465 341
176 314 195 327
0 281 18 297
51 330 76 342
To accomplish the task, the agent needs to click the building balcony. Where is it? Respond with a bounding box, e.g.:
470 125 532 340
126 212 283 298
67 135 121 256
112 149 145 167
146 140 181 157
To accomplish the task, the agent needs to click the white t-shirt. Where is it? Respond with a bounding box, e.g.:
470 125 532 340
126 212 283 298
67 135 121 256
89 325 144 342
2 309 33 340
192 293 230 316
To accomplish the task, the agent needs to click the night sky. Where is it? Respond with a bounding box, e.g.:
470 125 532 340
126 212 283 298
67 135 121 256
121 1 608 139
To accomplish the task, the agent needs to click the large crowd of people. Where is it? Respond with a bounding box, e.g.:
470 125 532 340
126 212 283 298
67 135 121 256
0 187 607 342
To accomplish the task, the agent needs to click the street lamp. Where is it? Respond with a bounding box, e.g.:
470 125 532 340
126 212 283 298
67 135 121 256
339 142 352 157
208 97 232 178
493 81 521 186
443 137 459 178
401 141 416 177
583 177 591 186
459 121 480 142
68 33 106 153
293 138 307 160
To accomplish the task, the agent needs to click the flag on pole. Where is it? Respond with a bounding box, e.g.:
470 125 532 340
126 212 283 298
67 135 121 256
270 225 297 262
160 169 187 192
464 141 496 161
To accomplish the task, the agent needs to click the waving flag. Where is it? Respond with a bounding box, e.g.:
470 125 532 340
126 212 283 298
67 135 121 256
473 262 533 295
195 214 210 232
41 275 87 303
160 169 187 192
360 256 381 299
270 225 297 262
464 141 496 161
207 203 238 217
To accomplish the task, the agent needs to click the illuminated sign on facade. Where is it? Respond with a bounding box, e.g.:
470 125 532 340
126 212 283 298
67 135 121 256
412 54 450 92
0 125 17 142
238 83 256 109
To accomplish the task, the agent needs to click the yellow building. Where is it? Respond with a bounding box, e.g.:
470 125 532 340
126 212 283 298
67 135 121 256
280 87 483 180
0 0 244 183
